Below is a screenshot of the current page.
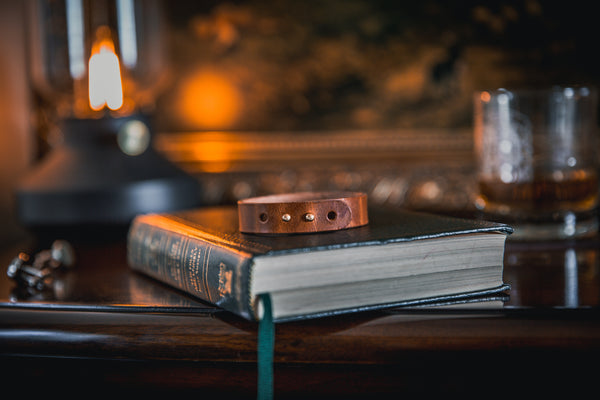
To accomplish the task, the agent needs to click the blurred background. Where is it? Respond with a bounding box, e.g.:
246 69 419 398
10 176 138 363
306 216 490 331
2 0 599 243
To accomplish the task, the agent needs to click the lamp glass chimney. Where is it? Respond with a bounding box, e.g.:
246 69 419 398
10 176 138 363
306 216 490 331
29 0 166 120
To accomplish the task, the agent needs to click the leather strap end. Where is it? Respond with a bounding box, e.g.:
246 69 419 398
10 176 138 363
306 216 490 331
237 192 368 235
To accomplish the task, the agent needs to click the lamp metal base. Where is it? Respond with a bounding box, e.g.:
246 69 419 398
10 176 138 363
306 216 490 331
16 115 202 231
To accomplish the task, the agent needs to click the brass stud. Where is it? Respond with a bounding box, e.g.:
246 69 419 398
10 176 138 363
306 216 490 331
282 213 291 222
304 213 315 222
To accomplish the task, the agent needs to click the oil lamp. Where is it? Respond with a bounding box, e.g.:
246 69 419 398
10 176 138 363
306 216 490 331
18 0 201 230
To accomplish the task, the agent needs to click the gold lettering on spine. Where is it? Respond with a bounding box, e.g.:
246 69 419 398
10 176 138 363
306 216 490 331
180 236 190 293
218 262 232 297
203 246 212 302
186 244 201 295
144 227 166 277
166 236 183 285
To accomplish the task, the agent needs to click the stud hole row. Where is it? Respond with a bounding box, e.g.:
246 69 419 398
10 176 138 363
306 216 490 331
258 211 338 223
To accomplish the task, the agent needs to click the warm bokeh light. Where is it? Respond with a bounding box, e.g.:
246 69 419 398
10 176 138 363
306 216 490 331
191 135 233 172
177 69 242 129
88 34 124 111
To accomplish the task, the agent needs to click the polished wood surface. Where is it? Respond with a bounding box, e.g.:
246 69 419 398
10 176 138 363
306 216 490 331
1 232 599 397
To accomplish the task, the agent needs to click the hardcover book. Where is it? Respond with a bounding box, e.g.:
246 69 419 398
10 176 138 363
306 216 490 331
127 206 512 322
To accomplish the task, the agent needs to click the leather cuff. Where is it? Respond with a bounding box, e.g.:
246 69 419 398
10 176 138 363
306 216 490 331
238 192 368 234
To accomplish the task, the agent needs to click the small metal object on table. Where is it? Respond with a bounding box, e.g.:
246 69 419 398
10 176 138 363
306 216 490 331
6 240 75 291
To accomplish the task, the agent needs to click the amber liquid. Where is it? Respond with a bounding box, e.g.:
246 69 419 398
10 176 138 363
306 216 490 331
478 169 599 216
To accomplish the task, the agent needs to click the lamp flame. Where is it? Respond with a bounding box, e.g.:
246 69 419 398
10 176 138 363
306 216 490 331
88 35 124 111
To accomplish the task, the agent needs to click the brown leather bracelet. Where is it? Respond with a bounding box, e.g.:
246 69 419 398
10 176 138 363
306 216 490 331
238 192 368 234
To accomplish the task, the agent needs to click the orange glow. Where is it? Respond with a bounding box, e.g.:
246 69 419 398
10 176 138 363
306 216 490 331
88 32 124 111
178 70 242 128
192 139 233 172
480 91 491 103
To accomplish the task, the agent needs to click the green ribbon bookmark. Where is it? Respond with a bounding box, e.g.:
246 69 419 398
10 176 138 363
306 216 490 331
257 293 274 400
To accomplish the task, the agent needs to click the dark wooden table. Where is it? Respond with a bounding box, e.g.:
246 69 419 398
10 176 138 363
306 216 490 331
1 229 599 398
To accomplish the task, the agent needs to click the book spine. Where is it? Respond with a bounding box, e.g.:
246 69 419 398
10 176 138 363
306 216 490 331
127 218 255 320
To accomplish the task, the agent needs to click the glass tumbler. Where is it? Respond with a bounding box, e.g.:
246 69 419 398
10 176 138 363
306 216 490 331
474 86 599 240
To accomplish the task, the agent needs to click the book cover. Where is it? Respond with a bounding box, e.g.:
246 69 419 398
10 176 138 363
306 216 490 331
127 206 512 321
